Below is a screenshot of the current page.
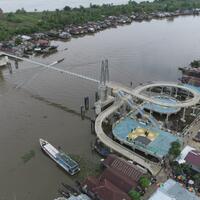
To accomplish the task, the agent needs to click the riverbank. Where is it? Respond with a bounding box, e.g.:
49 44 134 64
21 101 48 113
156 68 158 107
1 0 200 43
1 14 200 199
2 9 200 57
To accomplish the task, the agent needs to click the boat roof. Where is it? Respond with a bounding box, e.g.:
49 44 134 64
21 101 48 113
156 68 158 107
44 143 59 157
56 152 78 169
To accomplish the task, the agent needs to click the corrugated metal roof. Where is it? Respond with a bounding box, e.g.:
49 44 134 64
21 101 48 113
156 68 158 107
54 194 91 200
149 179 200 200
185 150 200 167
176 145 195 164
67 194 91 200
103 154 145 182
149 190 173 200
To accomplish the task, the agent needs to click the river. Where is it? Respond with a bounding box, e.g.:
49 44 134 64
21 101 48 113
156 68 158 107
0 0 152 12
0 15 200 200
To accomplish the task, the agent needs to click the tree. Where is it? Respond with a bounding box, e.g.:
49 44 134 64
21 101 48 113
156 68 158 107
181 163 191 175
190 60 200 68
168 141 181 159
139 176 150 189
128 189 141 200
171 161 183 176
16 8 26 14
63 6 71 11
193 174 200 187
15 37 22 45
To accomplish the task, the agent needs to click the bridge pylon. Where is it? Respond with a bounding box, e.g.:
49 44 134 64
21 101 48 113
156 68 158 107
95 60 114 115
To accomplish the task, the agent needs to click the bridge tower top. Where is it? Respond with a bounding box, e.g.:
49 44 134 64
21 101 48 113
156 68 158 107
95 59 114 115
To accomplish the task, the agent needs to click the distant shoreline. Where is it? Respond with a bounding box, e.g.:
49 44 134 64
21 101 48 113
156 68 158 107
0 0 131 13
0 0 200 43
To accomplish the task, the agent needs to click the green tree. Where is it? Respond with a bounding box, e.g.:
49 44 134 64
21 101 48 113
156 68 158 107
139 176 150 189
63 6 71 11
193 174 200 187
15 37 22 45
168 141 181 158
181 163 191 175
190 60 200 68
171 161 183 175
128 189 141 200
16 8 26 14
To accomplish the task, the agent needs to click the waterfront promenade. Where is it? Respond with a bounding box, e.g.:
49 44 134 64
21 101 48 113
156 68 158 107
95 100 162 176
108 81 200 108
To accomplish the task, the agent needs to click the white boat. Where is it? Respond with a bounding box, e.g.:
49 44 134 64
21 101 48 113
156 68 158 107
39 138 80 175
0 55 8 67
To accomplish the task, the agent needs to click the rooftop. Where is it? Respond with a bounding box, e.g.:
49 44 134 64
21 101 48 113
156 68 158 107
100 168 137 193
185 150 200 168
142 96 180 114
113 117 179 158
54 194 91 200
176 145 195 164
82 176 131 200
149 179 200 200
57 152 78 169
102 154 146 182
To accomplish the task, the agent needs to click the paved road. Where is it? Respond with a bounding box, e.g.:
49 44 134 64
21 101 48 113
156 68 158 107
182 115 200 150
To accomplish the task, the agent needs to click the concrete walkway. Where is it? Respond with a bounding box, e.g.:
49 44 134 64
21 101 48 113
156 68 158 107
107 81 200 108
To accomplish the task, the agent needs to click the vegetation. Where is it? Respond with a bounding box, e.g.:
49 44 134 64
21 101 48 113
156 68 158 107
193 173 200 188
139 176 151 189
171 161 191 176
1 0 200 41
21 150 35 163
190 60 200 68
128 189 141 200
168 141 181 159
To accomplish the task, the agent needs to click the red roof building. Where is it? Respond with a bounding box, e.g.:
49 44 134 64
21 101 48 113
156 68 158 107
99 168 137 193
82 155 147 200
185 150 200 172
82 177 131 200
36 39 50 48
102 154 146 183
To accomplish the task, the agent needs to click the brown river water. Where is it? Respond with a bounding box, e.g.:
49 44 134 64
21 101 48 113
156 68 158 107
1 15 200 199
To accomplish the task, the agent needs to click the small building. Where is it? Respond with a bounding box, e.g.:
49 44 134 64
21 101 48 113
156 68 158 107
185 150 200 172
102 154 147 183
149 179 200 200
21 35 32 41
176 145 200 173
82 177 131 200
33 33 46 40
82 155 147 200
36 39 50 48
54 194 91 200
59 32 71 39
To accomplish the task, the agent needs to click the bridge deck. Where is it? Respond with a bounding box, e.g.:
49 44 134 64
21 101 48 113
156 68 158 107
0 51 99 83
107 81 200 108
